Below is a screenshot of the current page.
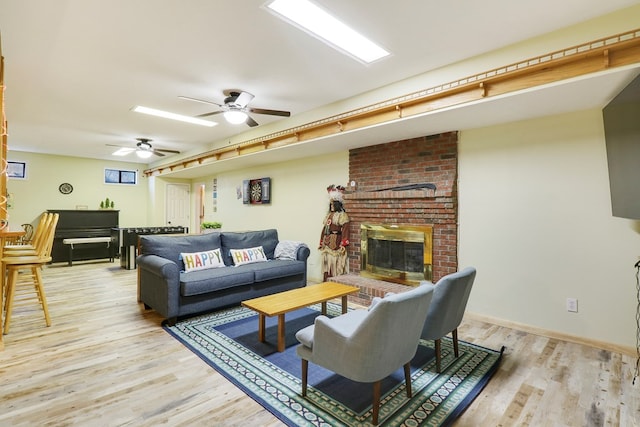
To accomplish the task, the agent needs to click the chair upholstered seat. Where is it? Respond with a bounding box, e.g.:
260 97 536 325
295 308 368 351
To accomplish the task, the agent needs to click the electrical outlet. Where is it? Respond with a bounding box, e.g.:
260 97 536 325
566 298 578 313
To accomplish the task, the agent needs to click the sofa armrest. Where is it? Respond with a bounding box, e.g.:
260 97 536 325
137 254 181 319
295 244 311 287
296 245 311 262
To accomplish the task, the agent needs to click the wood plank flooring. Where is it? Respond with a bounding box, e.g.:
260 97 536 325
1 262 638 426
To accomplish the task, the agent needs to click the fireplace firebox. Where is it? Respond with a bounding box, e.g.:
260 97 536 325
360 223 433 286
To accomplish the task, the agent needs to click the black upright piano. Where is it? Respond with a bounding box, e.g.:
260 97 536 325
48 209 119 264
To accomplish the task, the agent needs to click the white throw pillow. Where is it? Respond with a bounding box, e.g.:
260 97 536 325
230 246 268 266
180 248 225 273
274 240 303 260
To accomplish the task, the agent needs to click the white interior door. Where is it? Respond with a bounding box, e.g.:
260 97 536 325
166 184 190 228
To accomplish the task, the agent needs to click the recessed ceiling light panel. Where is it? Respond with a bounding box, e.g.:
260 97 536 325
266 0 390 64
132 106 217 127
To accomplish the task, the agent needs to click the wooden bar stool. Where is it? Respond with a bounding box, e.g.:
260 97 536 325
2 213 59 334
4 212 50 254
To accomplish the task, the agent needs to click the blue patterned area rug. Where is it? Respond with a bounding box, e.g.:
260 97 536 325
163 304 504 426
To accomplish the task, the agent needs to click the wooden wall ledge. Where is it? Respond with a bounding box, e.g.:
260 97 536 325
145 29 640 177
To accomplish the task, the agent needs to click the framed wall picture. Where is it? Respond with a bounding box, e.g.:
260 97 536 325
7 161 26 179
212 178 218 212
260 177 271 204
243 177 271 204
242 180 250 204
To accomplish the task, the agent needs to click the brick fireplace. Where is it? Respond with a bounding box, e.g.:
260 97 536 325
331 132 459 304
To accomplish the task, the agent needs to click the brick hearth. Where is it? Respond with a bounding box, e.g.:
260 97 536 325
328 274 414 307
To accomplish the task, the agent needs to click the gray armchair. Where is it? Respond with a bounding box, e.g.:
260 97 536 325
295 282 435 425
420 266 476 372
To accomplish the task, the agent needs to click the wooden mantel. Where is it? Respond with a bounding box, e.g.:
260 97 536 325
144 29 640 178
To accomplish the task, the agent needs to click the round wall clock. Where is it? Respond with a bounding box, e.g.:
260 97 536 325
59 183 73 194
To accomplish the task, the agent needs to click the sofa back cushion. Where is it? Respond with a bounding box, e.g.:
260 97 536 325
221 229 279 265
140 233 222 267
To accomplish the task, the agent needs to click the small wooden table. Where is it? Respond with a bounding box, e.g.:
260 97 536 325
241 282 359 352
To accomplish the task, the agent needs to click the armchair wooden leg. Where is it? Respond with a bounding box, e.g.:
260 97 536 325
452 328 459 357
435 338 442 373
372 380 381 425
404 362 412 398
301 359 308 397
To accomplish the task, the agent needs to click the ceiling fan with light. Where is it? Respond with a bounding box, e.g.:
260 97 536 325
179 90 291 127
109 138 180 159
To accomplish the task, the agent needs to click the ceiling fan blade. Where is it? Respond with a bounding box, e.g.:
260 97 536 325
150 150 166 157
178 96 223 107
197 110 224 118
246 116 259 127
234 91 254 108
248 107 291 117
155 148 181 154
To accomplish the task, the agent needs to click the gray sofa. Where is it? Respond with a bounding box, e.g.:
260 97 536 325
137 229 310 325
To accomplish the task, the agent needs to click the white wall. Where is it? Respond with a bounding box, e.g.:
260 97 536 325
6 152 149 228
459 108 640 349
9 112 640 350
146 175 192 227
192 152 349 282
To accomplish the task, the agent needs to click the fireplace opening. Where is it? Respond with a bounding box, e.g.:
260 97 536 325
360 223 433 286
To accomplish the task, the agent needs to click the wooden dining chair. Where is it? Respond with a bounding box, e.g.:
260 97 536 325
2 213 59 334
18 223 35 245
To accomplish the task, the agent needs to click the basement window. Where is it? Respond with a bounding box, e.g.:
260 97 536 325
105 168 137 185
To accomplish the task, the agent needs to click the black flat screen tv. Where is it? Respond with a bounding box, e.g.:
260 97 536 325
603 73 640 219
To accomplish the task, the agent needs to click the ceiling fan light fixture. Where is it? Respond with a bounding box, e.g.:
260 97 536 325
136 149 154 159
133 105 217 127
224 110 248 125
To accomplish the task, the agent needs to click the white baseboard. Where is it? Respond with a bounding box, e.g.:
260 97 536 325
465 311 636 357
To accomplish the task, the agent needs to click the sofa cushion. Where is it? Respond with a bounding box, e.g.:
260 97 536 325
180 248 225 272
221 229 279 265
180 266 255 296
140 233 222 267
252 259 306 282
229 246 268 266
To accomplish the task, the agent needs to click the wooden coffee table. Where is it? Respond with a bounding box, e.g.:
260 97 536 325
241 282 359 352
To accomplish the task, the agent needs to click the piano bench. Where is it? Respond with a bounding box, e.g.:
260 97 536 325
62 237 113 266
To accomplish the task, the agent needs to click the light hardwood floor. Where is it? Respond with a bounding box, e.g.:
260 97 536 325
1 262 638 426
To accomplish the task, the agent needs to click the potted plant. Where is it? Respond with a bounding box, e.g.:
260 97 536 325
201 221 222 233
100 197 114 209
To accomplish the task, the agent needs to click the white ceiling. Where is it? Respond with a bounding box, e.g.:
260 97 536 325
1 0 640 176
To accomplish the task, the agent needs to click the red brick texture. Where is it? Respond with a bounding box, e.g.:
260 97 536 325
344 132 459 283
